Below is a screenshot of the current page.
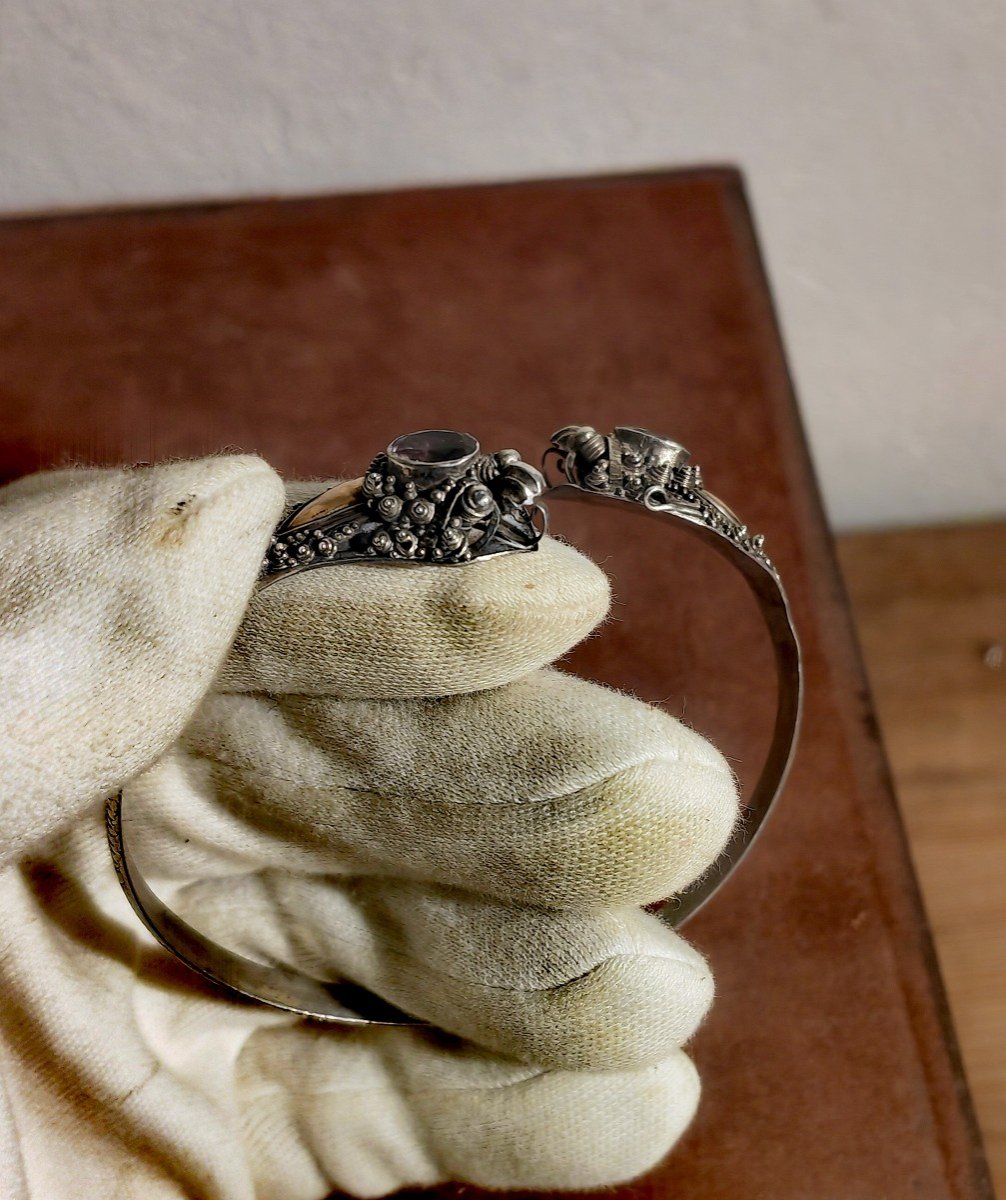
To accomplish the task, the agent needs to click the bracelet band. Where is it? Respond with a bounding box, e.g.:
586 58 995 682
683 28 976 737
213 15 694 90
107 425 802 1025
543 426 802 927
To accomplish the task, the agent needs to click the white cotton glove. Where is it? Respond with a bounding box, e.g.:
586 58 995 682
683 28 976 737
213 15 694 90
0 458 739 1200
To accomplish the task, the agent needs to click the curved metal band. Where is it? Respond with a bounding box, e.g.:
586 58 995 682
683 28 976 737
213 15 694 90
104 793 412 1023
106 424 802 1025
544 484 802 926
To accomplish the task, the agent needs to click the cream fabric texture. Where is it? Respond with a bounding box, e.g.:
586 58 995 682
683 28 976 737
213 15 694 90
0 457 739 1200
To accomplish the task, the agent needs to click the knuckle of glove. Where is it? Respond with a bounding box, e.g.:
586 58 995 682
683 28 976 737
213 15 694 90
217 533 611 698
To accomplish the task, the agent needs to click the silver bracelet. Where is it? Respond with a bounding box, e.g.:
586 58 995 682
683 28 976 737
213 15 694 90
106 425 802 1025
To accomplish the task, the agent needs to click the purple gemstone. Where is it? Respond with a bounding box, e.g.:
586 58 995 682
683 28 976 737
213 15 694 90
387 429 480 478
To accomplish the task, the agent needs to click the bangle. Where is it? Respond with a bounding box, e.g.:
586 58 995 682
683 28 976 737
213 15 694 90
107 425 801 1024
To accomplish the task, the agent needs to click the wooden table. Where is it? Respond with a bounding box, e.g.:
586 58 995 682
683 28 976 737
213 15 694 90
841 522 1006 1195
0 168 992 1198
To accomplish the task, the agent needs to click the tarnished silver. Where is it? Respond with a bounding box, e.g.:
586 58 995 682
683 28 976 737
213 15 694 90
260 429 546 584
547 424 772 566
107 423 802 1026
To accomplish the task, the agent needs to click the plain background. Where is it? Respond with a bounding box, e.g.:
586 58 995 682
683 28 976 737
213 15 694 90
1 0 1003 531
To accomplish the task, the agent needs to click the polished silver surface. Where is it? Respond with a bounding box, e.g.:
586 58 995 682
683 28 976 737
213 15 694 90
105 793 413 1024
544 424 803 926
108 423 802 1025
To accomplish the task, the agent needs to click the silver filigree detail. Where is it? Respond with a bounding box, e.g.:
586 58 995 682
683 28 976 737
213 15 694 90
549 424 773 569
263 432 546 578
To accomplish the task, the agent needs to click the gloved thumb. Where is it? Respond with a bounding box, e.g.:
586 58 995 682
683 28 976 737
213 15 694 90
0 455 285 867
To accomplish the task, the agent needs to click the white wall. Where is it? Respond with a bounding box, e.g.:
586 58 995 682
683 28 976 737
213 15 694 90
2 1 1003 530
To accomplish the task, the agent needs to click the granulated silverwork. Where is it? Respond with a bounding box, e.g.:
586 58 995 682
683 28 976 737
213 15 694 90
548 424 772 567
261 430 546 582
107 425 803 1026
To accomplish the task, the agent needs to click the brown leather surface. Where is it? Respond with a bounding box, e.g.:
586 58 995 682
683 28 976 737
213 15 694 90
0 169 992 1198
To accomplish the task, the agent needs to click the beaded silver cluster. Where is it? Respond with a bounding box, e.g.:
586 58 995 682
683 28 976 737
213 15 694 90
262 436 545 580
549 424 773 568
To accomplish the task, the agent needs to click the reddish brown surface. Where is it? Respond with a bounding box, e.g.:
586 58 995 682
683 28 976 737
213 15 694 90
0 169 991 1198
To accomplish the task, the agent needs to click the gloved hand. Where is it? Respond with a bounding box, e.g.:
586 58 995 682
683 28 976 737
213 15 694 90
0 455 738 1200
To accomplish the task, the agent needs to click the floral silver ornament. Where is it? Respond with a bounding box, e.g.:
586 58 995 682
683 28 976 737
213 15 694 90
409 497 435 524
456 482 495 519
376 494 403 521
262 429 546 579
547 424 772 569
